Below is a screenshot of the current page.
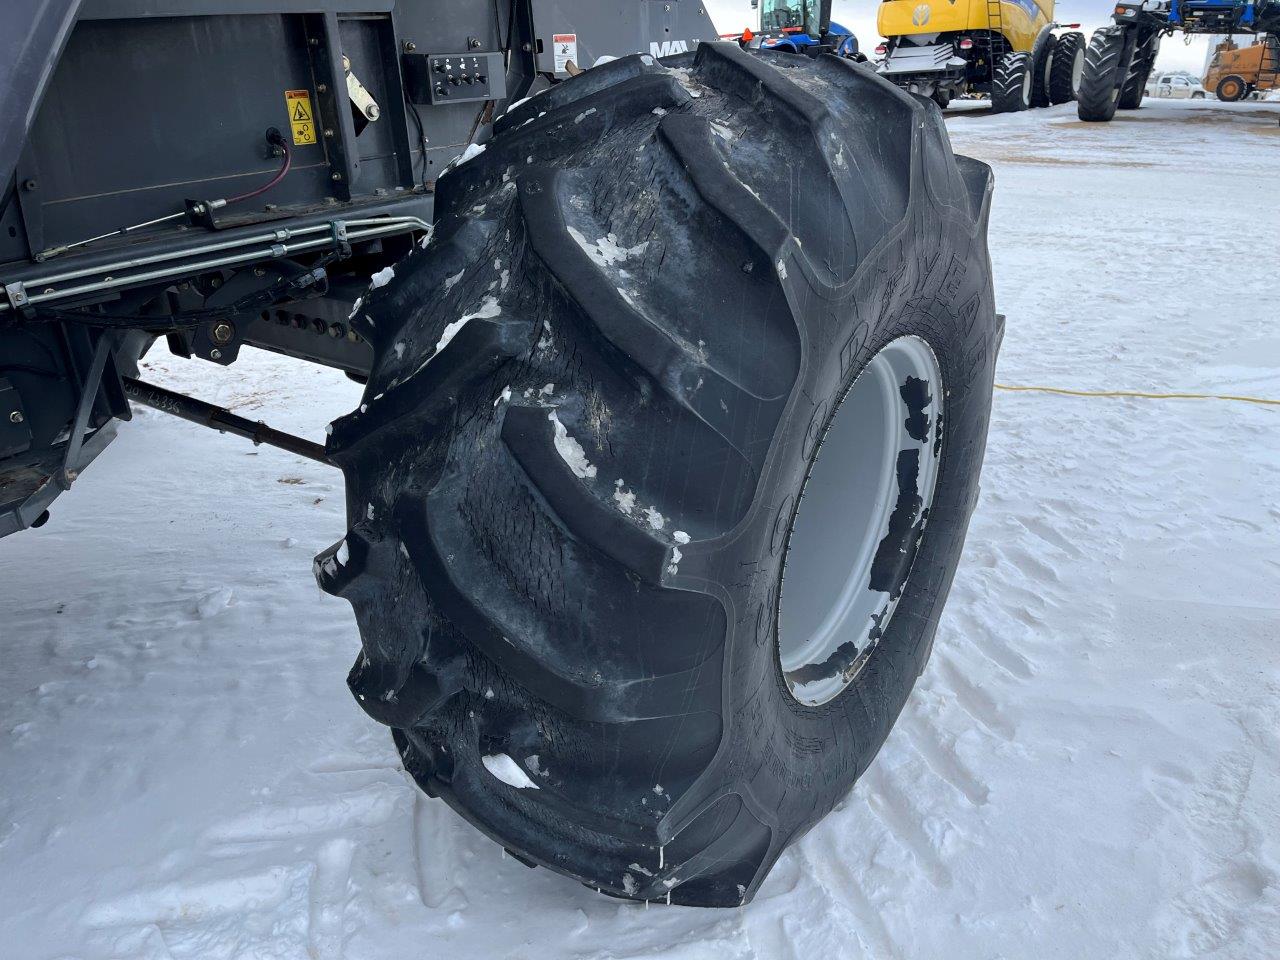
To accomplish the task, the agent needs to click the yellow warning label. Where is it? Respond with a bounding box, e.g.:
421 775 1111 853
285 90 317 145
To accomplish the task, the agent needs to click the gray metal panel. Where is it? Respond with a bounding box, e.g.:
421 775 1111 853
0 0 82 193
10 12 429 256
19 15 341 250
81 0 393 14
530 0 719 74
1 0 713 269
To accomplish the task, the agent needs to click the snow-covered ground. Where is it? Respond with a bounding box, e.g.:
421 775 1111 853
3 99 1278 959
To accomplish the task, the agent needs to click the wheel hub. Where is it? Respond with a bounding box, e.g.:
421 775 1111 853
777 336 944 706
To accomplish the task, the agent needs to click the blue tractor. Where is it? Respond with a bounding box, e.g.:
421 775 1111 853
1077 0 1280 120
740 0 865 60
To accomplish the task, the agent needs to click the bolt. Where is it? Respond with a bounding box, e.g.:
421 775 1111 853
308 37 320 46
211 322 234 344
210 348 222 360
317 82 328 93
22 179 37 192
404 40 417 52
65 469 78 483
323 127 334 138
522 42 532 52
9 411 23 424
331 172 343 181
253 266 266 277
364 103 381 120
208 276 221 289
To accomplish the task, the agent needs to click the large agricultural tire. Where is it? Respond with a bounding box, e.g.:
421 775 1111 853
317 44 999 907
1030 30 1058 107
1077 26 1130 121
992 51 1034 112
1119 33 1159 109
1049 31 1087 104
1216 75 1248 101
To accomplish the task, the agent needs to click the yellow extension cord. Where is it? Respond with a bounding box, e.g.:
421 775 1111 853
994 383 1280 408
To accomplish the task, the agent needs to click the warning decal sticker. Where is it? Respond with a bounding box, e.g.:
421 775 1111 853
285 90 317 146
552 34 578 74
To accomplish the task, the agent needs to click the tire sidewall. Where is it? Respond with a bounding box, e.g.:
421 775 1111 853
722 195 998 842
1071 46 1086 96
1031 30 1057 106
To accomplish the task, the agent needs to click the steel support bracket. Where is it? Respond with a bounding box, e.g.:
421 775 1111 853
4 280 29 312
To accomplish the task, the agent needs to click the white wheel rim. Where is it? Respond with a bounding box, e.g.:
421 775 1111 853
778 336 945 706
1072 49 1084 91
1021 69 1033 105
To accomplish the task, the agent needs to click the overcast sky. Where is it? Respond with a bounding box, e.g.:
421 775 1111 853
700 0 1213 73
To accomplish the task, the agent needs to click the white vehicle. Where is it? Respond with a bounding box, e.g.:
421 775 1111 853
1145 72 1208 98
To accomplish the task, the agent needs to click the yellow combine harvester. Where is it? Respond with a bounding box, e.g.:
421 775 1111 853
875 0 1085 111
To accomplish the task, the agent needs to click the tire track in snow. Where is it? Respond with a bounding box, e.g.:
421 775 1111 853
795 842 900 959
931 656 1017 742
742 914 800 960
902 717 991 807
963 628 1036 681
308 838 355 960
860 764 954 888
202 781 404 843
410 790 469 911
1154 746 1276 957
946 609 1037 680
83 863 311 927
1015 514 1086 560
